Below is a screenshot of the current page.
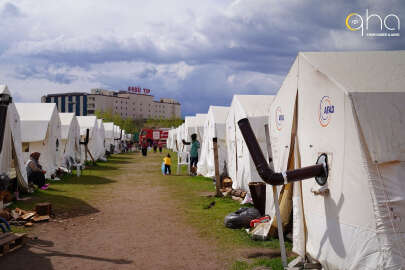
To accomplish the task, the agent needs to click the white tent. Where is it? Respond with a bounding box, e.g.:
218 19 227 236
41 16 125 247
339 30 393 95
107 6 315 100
176 123 186 152
76 116 99 162
113 125 122 153
59 113 81 167
16 103 61 179
184 114 207 154
269 51 405 269
225 95 274 192
0 86 28 190
167 128 177 151
96 119 106 159
103 122 114 152
197 106 229 177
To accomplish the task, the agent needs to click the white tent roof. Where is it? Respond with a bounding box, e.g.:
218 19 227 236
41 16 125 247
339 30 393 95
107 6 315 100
15 103 57 142
197 106 229 177
301 51 405 164
209 106 229 124
270 50 405 269
103 122 114 139
76 116 98 136
301 51 405 93
226 94 275 192
0 84 10 95
231 95 274 118
59 113 75 140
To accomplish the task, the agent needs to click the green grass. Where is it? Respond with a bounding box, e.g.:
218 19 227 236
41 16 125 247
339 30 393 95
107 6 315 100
155 151 295 269
8 150 293 270
10 154 132 224
160 174 289 250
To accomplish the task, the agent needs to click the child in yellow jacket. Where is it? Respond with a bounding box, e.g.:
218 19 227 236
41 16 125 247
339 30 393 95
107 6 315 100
163 154 171 175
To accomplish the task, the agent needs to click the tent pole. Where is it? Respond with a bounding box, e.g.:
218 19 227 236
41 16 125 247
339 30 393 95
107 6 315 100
264 124 287 267
213 138 222 197
273 187 287 267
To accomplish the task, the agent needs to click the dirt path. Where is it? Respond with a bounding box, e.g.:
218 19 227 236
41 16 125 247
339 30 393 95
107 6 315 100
1 153 226 270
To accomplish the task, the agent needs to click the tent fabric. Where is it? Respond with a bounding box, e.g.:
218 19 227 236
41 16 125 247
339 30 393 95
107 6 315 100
176 124 186 152
59 113 81 166
197 106 229 178
96 119 106 159
184 114 207 142
225 95 274 192
167 128 178 151
183 114 207 157
103 122 114 152
76 116 99 161
0 86 28 189
270 51 405 269
113 125 122 153
16 102 61 178
15 103 56 142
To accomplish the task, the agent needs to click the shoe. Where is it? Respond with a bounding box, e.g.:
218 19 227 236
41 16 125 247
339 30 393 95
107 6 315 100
40 186 48 190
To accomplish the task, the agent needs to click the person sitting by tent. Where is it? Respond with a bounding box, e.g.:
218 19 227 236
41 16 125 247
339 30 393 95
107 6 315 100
163 154 171 175
182 133 200 176
26 152 49 190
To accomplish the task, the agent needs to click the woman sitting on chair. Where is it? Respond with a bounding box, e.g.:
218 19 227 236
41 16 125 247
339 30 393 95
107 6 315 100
26 152 49 190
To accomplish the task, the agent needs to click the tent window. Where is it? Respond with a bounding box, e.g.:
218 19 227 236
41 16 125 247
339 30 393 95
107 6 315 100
56 139 59 152
22 143 29 152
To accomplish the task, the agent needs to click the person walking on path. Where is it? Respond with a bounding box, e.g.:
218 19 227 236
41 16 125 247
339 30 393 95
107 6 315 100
163 154 171 175
182 133 200 176
26 152 49 190
141 140 148 156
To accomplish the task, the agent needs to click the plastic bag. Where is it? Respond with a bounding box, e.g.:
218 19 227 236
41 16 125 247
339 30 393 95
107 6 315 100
161 162 166 175
224 207 262 229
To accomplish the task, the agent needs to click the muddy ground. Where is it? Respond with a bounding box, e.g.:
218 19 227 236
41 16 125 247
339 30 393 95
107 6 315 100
1 153 226 270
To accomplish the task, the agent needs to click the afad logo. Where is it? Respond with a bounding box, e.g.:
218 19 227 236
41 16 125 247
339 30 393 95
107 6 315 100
275 106 284 131
346 9 400 37
319 96 334 127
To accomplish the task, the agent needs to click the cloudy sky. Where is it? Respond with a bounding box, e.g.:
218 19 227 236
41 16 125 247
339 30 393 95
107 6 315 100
1 0 404 116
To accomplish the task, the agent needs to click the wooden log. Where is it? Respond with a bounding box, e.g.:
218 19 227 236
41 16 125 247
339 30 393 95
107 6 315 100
35 202 52 216
213 138 222 197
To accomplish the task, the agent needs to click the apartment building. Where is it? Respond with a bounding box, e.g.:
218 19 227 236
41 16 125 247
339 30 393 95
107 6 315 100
42 88 181 119
41 92 88 116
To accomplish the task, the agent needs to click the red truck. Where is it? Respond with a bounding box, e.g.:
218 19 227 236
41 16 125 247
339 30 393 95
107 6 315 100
139 128 169 147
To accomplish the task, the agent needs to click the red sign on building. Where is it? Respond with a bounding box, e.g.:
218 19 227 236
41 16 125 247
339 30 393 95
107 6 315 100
128 86 151 94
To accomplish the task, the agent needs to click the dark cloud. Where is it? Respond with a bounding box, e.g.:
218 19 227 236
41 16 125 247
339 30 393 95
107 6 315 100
2 0 405 115
14 65 78 84
1 2 22 17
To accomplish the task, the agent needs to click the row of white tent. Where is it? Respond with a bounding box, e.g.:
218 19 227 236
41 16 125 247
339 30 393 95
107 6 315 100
0 86 132 191
167 51 405 269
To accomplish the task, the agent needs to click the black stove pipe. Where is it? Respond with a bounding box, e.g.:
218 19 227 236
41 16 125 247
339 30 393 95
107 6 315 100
237 118 328 186
0 93 12 154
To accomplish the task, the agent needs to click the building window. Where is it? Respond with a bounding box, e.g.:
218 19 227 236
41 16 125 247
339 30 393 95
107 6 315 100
75 96 80 116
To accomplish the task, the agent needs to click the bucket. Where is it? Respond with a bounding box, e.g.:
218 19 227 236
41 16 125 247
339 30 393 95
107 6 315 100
248 182 266 216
